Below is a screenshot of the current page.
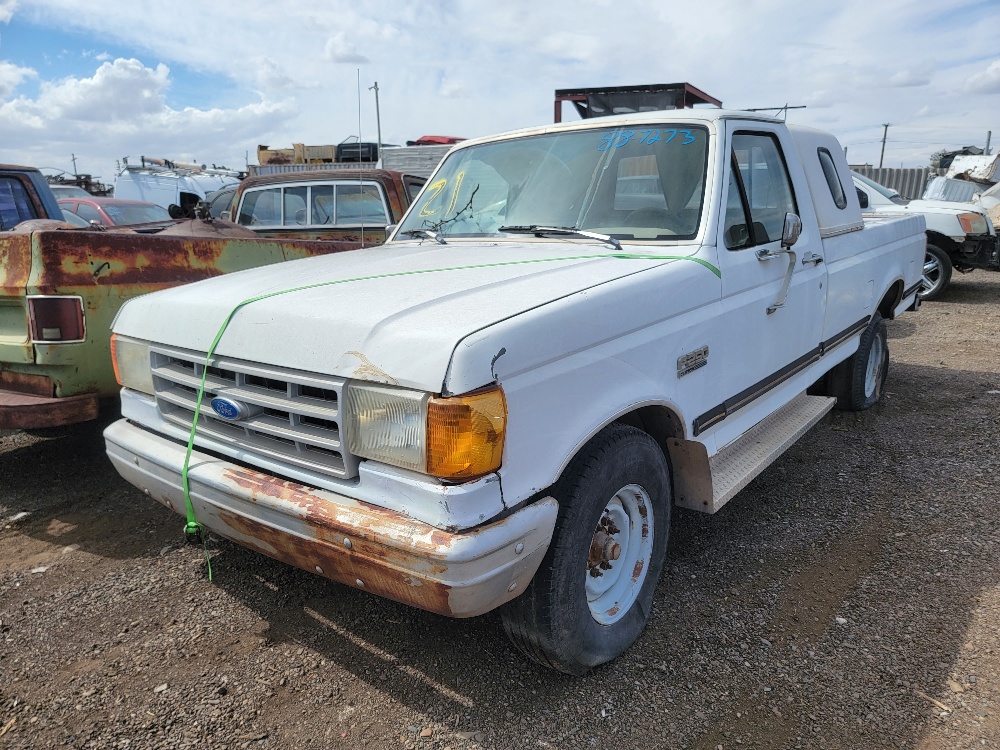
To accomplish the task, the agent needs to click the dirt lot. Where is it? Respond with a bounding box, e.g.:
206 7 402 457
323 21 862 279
2 271 998 750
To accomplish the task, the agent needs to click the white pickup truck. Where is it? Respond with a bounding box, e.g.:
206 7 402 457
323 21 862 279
852 171 998 300
105 111 925 674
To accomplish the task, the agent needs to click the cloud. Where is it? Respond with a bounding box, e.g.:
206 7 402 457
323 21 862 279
0 60 34 98
324 33 369 64
888 70 930 87
539 32 602 64
0 55 295 176
253 57 295 90
438 76 468 98
0 0 15 24
37 58 170 120
965 59 1000 94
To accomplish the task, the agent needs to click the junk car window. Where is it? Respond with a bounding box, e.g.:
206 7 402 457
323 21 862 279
335 184 388 224
104 204 171 225
76 203 105 225
311 185 335 224
238 188 281 226
395 124 709 241
283 187 308 226
0 177 38 229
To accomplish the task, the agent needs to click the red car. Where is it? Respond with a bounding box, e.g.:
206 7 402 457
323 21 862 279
57 196 172 227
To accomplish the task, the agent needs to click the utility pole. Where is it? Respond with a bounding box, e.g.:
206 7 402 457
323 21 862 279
369 81 382 161
879 123 891 168
71 153 78 177
986 130 992 156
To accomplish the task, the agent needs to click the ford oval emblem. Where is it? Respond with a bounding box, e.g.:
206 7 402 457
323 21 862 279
210 397 247 421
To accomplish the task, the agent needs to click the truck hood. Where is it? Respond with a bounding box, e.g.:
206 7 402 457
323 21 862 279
115 239 687 392
904 198 987 216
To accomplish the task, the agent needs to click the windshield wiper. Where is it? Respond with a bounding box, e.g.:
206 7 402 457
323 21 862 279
499 225 621 251
402 228 447 245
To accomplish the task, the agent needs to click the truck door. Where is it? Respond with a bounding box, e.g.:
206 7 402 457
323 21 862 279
705 127 828 449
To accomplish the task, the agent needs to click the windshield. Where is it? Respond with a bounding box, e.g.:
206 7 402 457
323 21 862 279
922 176 991 204
851 171 905 203
395 123 709 242
103 203 172 225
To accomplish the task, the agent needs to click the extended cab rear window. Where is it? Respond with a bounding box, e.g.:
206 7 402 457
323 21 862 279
238 181 389 228
818 148 847 209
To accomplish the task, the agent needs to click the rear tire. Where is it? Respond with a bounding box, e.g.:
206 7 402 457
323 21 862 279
500 424 671 675
828 312 889 411
919 243 952 301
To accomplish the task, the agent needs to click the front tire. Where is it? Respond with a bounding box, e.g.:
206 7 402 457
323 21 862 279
500 424 671 675
919 243 952 301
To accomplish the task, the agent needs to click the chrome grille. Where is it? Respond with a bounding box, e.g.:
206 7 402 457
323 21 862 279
150 345 358 479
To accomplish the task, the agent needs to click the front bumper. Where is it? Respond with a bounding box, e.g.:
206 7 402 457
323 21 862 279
956 233 1000 271
104 419 558 618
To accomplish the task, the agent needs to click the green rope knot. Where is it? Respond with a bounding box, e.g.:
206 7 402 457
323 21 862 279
183 521 203 545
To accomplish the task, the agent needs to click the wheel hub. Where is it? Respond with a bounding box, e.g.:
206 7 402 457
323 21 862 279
585 484 653 625
588 517 622 577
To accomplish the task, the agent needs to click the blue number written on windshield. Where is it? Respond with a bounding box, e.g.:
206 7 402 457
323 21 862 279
597 129 696 151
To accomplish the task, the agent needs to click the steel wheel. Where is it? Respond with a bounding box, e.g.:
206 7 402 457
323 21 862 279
586 484 653 625
863 332 886 401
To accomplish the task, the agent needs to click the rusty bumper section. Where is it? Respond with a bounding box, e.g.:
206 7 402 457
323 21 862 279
104 419 558 618
0 388 99 429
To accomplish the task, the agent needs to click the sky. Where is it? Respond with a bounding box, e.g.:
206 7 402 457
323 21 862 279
1 0 998 187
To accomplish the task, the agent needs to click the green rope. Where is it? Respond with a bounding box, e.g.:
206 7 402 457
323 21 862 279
178 250 721 576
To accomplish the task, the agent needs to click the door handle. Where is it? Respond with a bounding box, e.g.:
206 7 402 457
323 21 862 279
801 253 824 266
755 247 797 314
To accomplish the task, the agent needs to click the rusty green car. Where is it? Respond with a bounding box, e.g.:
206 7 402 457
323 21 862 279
0 164 414 430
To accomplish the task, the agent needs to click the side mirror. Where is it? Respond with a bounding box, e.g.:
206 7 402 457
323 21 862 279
856 188 869 209
780 213 802 249
384 223 397 240
220 211 231 222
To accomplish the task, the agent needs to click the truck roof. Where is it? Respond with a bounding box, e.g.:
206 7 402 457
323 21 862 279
453 108 783 150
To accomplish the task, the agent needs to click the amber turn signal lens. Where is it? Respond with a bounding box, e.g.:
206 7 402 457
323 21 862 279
110 333 122 386
426 386 506 479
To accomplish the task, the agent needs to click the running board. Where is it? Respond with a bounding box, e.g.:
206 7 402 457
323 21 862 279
669 393 836 514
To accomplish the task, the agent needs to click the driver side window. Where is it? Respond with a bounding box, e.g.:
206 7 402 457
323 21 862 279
724 132 797 250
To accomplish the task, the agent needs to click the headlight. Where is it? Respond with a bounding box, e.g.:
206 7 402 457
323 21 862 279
345 383 506 480
958 212 989 235
110 334 154 395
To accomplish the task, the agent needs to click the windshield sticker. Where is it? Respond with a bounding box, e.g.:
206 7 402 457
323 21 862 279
598 129 697 151
418 178 448 217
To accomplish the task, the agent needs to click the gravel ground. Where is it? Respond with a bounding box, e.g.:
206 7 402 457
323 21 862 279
1 271 998 750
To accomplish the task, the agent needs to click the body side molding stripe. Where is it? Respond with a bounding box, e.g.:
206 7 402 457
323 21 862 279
692 315 871 436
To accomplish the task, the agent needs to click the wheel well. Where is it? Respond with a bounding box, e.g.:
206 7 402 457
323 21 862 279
878 279 904 320
925 230 958 254
613 405 684 459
